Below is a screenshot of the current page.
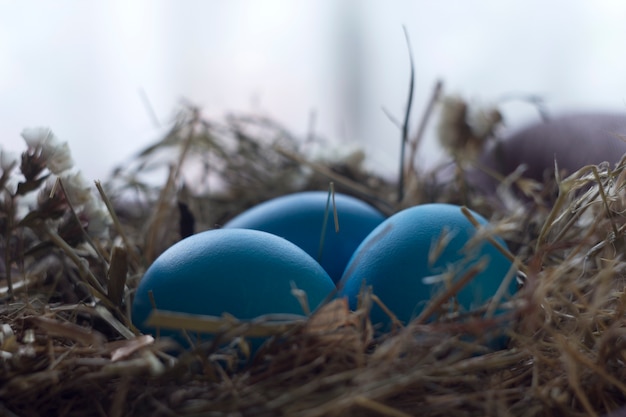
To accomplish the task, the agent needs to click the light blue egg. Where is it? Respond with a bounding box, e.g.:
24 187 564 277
223 191 386 283
338 203 516 334
132 229 335 349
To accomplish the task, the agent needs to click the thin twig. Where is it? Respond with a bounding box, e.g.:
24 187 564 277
397 25 415 204
317 182 338 262
138 88 162 128
144 111 199 262
95 180 142 268
592 165 618 237
406 79 443 178
460 206 524 272
3 190 15 300
414 260 486 325
56 177 108 269
353 396 413 417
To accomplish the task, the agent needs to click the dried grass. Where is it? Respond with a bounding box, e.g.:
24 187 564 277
2 104 626 417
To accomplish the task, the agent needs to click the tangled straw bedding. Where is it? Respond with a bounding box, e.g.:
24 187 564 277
2 106 626 417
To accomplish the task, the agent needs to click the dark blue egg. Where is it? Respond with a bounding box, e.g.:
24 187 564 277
223 192 386 283
132 229 335 349
338 203 516 339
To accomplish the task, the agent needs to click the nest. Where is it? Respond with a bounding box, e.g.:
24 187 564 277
2 104 626 417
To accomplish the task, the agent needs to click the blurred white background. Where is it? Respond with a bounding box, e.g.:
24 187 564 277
2 0 626 180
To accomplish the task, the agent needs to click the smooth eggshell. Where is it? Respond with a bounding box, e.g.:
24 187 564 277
132 229 335 347
223 191 386 283
338 203 515 329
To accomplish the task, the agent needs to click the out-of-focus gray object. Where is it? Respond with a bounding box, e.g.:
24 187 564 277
456 113 626 195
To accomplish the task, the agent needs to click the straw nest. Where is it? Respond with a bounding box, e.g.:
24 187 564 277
2 102 626 417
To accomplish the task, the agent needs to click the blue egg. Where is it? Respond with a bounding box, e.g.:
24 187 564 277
132 229 335 348
223 191 386 283
338 203 516 332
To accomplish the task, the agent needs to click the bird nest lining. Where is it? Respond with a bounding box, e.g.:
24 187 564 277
1 107 626 417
